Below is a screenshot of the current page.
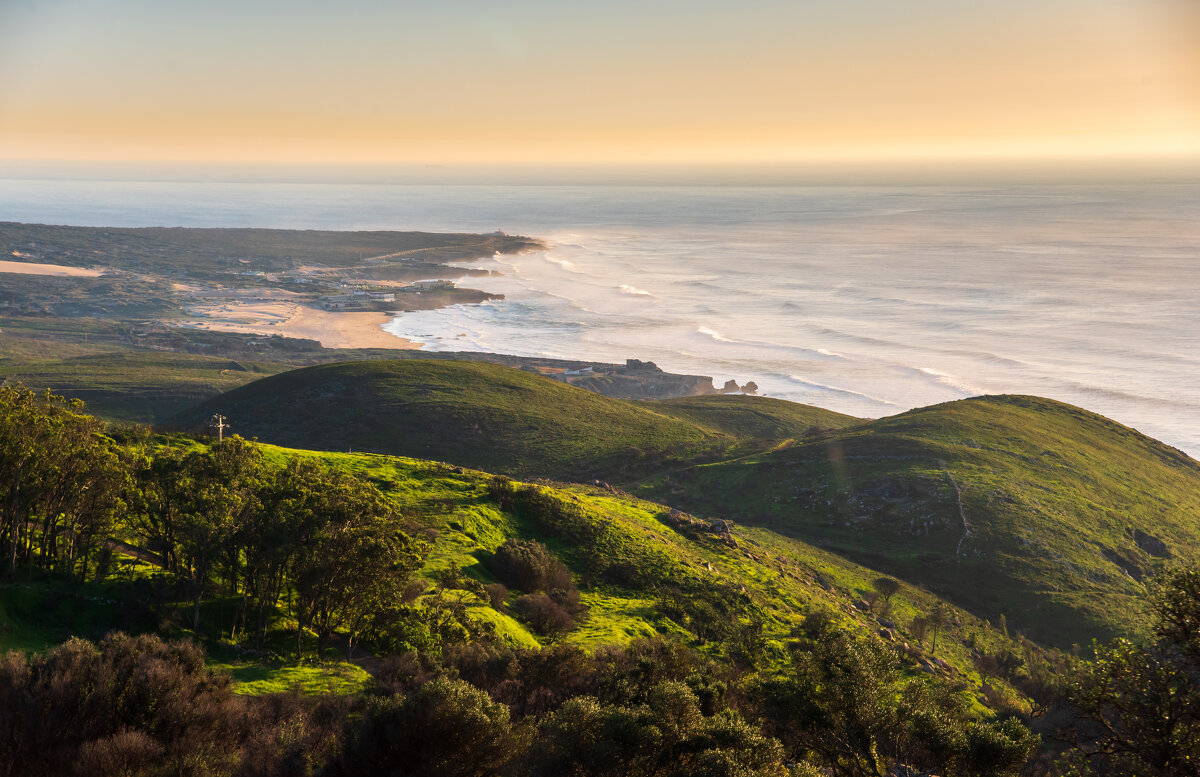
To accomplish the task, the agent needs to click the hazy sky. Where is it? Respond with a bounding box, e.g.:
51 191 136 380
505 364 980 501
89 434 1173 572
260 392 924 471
1 0 1198 168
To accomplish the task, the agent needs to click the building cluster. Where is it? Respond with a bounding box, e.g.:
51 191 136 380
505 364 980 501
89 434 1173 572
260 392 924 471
319 279 457 309
406 279 457 292
319 290 396 310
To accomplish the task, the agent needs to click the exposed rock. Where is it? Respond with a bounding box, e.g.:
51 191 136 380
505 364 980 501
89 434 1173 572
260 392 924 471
1133 528 1171 558
1101 546 1145 581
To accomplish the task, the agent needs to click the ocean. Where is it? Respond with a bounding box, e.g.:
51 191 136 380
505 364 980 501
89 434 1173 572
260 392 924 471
2 177 1198 456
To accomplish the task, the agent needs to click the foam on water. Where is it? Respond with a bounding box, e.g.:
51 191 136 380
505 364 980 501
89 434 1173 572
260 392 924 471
2 178 1198 455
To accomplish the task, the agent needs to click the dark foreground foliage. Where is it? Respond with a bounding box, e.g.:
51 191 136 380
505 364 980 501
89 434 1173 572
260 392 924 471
6 549 1200 777
0 632 348 777
1060 566 1200 776
3 382 1198 776
0 628 1042 777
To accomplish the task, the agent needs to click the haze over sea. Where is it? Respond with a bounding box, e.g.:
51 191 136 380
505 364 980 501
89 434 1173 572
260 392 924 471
3 177 1198 456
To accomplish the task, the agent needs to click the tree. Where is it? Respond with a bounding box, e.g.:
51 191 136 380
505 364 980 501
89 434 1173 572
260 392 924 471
929 602 950 655
130 444 189 575
172 436 268 634
285 461 423 656
0 385 126 579
909 616 930 648
872 577 901 603
1067 566 1200 776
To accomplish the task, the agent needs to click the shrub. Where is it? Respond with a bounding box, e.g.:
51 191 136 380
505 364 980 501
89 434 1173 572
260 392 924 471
484 582 509 611
330 677 520 777
490 539 571 594
513 594 577 636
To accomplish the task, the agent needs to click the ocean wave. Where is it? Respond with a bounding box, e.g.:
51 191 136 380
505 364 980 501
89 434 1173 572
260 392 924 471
915 367 987 396
786 376 901 406
697 326 735 343
812 326 913 352
693 326 854 361
1047 378 1200 413
619 284 653 297
541 254 580 272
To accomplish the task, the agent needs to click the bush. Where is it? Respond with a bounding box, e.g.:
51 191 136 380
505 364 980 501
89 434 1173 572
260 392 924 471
0 631 346 775
484 582 509 611
330 677 521 777
513 593 577 636
490 539 572 594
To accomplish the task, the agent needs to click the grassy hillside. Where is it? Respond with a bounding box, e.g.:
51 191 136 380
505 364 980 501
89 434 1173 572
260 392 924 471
173 360 857 480
634 394 1200 648
174 360 1200 647
649 394 861 438
1 429 1039 707
256 444 1039 710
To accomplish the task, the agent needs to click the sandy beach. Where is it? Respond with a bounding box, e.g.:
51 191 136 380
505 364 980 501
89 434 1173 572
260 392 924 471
178 297 420 350
0 259 105 277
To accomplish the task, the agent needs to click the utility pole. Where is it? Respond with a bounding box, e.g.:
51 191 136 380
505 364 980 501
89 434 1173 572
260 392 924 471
211 414 229 442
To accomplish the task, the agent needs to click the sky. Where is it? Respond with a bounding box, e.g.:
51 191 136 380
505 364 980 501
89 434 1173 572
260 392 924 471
1 0 1198 171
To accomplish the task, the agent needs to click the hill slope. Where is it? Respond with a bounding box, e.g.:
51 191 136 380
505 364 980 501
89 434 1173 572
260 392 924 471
255 443 1039 708
649 394 860 439
172 360 858 480
634 394 1200 648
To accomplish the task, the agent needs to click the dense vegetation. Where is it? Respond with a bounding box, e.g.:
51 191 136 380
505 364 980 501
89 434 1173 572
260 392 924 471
4 373 1200 775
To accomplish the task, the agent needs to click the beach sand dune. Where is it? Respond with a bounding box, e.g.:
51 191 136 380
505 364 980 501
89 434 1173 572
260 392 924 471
180 299 419 350
0 259 104 277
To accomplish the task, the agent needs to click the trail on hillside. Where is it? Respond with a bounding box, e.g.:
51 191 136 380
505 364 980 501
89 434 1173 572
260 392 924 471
941 461 972 560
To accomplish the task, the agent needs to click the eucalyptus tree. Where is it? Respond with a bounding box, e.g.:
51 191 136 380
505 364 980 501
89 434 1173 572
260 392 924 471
0 384 125 579
281 460 423 656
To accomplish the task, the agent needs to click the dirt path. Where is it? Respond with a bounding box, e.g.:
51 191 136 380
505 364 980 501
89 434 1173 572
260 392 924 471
940 461 972 560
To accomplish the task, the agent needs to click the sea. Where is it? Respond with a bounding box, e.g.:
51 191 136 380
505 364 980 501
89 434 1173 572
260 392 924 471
2 176 1198 456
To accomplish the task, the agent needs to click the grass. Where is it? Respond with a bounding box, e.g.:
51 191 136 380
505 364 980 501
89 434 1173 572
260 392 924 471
22 382 1191 709
5 426 1051 710
270 443 1037 707
633 394 1200 648
173 359 858 481
649 394 861 438
0 318 299 422
211 661 373 696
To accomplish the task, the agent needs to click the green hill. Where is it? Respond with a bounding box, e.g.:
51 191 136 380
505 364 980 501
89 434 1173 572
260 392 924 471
649 393 861 439
0 428 1037 708
634 394 1200 648
175 361 1200 647
171 360 858 480
246 443 1038 708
